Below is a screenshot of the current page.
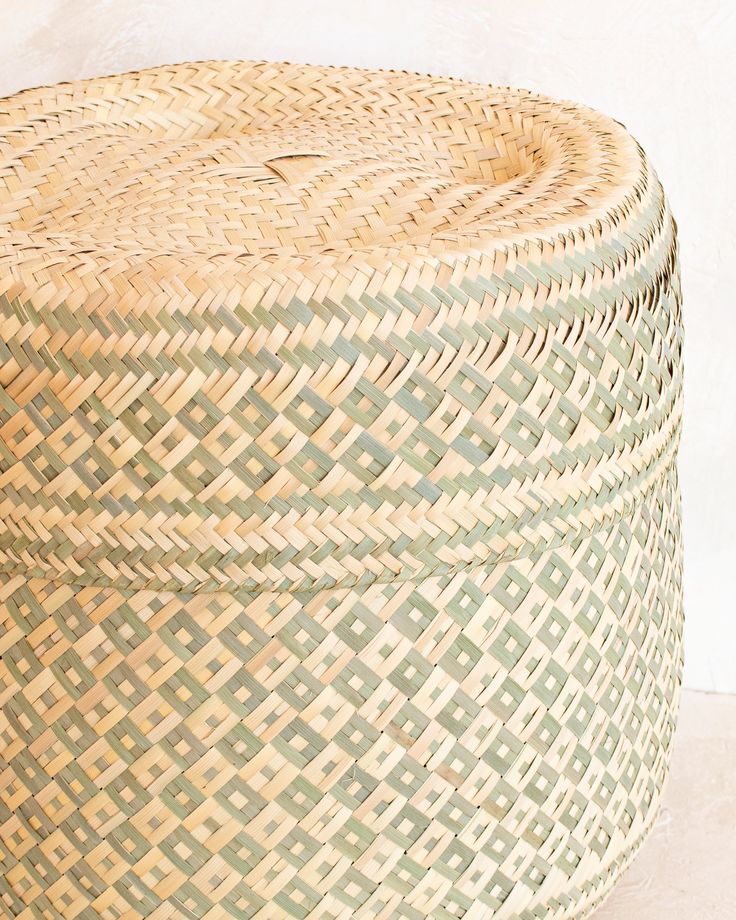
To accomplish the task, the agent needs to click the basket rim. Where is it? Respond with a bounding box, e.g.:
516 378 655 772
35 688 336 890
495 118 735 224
0 57 651 302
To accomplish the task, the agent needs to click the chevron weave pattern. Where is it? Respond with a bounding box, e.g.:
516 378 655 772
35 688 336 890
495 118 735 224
0 61 682 920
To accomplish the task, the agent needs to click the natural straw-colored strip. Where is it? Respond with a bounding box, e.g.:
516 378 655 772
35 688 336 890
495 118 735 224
0 60 682 920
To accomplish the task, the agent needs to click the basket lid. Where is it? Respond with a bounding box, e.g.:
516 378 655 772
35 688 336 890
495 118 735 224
0 61 680 595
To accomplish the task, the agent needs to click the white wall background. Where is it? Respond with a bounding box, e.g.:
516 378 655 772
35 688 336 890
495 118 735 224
1 1 733 693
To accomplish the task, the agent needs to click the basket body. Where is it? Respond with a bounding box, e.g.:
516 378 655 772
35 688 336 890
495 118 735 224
0 62 682 920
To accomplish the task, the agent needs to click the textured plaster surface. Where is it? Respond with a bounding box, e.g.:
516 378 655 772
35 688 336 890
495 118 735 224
0 1 733 691
595 690 736 919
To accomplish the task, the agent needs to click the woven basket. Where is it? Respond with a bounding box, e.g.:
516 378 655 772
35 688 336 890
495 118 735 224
0 61 683 920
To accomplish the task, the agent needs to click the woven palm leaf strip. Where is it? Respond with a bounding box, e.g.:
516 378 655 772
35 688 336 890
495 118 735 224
0 61 682 920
